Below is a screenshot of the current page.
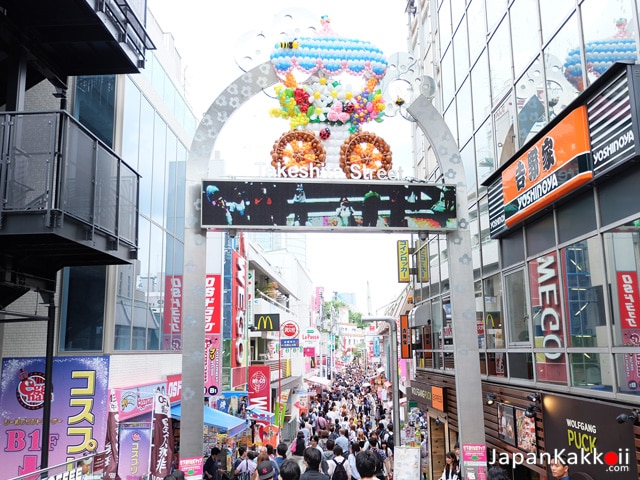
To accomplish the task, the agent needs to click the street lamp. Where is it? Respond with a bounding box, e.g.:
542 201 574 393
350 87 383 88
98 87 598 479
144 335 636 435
362 316 400 446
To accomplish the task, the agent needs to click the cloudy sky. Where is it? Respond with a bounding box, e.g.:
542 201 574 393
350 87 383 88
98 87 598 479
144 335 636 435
147 1 416 313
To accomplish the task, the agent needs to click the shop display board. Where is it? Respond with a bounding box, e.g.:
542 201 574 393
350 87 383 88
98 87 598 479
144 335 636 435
393 447 421 479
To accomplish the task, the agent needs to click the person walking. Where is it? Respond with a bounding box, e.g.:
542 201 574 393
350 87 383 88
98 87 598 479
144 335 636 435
300 447 330 480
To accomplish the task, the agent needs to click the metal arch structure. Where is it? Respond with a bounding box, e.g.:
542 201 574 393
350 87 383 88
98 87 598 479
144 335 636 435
181 62 484 471
407 93 485 476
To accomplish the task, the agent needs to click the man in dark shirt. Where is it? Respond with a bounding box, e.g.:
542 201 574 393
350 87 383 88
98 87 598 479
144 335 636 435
300 447 329 480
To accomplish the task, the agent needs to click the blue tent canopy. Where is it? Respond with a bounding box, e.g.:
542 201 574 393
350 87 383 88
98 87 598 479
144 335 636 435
171 404 247 437
246 406 275 423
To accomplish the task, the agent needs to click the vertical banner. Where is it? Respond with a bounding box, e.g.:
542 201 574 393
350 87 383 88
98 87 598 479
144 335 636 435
417 242 429 282
149 392 174 480
274 402 287 429
248 365 271 412
397 240 410 283
232 250 247 371
0 356 109 478
400 314 412 359
616 271 640 391
103 389 122 480
118 425 151 480
204 335 222 397
162 275 183 350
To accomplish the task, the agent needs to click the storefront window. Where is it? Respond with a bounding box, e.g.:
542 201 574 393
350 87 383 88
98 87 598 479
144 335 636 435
569 353 612 390
603 220 640 347
508 353 534 380
614 353 640 395
484 274 504 349
504 269 529 343
529 251 569 385
561 237 607 348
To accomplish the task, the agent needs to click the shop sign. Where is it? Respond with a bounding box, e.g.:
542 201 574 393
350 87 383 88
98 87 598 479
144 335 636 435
543 394 638 479
397 240 410 283
281 321 299 338
254 313 280 331
408 381 446 412
616 271 640 391
400 314 412 359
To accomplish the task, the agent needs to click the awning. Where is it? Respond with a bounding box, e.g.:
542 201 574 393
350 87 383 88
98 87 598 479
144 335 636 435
247 406 275 423
304 375 332 388
171 405 247 437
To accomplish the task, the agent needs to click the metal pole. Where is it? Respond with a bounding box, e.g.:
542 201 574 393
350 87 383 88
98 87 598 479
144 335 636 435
362 316 400 446
40 291 56 472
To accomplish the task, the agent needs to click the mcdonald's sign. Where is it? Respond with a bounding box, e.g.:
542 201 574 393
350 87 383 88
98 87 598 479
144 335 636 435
254 314 280 332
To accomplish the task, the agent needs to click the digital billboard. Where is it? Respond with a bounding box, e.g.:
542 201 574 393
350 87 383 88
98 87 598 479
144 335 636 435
201 179 457 232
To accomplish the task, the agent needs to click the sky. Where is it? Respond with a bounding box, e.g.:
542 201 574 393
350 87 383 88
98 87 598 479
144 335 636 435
147 1 416 313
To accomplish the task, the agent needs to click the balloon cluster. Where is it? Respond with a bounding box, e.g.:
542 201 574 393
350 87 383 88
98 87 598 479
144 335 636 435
270 75 385 132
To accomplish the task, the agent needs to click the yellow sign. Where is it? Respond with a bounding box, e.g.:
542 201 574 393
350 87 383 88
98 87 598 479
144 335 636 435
397 240 410 283
417 242 429 282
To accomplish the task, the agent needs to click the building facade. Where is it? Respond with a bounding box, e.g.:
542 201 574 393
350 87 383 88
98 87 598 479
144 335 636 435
405 1 640 479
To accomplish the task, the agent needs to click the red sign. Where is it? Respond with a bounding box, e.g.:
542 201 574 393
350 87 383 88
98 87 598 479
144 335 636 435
248 365 271 412
616 271 640 391
529 251 567 383
281 321 299 338
165 374 182 403
232 248 247 373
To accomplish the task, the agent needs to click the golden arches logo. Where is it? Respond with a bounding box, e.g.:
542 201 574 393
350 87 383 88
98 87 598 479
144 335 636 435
255 314 279 331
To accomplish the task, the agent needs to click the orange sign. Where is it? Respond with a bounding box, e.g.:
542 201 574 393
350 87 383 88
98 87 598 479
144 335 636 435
431 385 445 411
502 106 593 227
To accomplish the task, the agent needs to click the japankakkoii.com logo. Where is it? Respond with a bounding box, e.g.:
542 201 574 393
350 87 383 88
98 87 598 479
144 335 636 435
491 448 632 472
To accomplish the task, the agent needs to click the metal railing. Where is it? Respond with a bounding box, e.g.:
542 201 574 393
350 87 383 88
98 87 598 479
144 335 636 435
0 110 139 248
9 451 104 480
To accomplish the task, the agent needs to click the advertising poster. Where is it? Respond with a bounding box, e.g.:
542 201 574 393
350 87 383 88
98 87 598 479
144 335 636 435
118 424 151 480
497 403 516 446
215 391 249 417
0 356 109 479
543 394 637 479
616 271 640 391
116 381 166 422
162 274 183 350
393 447 421 479
514 407 537 453
204 334 221 397
248 365 271 412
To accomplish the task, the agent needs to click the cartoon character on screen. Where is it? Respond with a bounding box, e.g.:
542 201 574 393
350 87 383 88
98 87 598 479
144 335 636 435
205 184 232 225
336 197 356 227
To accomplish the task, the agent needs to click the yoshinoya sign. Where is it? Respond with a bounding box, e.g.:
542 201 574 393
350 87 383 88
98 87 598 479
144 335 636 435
487 107 593 238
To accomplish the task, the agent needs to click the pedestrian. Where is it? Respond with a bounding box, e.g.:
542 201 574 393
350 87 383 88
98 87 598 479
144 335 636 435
348 443 361 480
255 458 276 480
326 445 351 480
439 451 459 480
300 447 330 480
204 447 222 480
280 459 302 480
486 466 509 480
549 455 571 480
355 451 378 480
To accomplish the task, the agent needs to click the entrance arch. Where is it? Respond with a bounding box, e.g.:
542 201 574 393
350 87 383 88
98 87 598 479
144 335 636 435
180 63 483 465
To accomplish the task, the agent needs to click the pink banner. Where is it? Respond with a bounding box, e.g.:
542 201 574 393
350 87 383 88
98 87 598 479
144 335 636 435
205 274 222 336
149 393 174 480
118 425 151 480
204 335 222 397
617 271 640 391
116 382 166 422
103 389 121 480
232 249 247 372
248 365 271 412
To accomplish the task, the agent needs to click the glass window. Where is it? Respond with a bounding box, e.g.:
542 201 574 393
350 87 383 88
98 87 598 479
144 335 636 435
74 76 116 147
122 78 141 168
599 167 640 228
429 237 441 296
487 352 507 377
457 78 473 147
60 266 106 351
151 112 167 226
570 353 612 390
471 51 491 130
561 238 607 347
453 20 469 85
505 269 529 343
557 190 596 244
603 218 640 349
467 0 486 65
581 0 637 90
475 117 494 189
486 0 508 33
529 251 569 385
539 0 575 44
525 213 555 257
460 140 477 209
484 273 504 349
444 101 458 144
438 0 452 53
501 228 524 268
478 196 500 275
138 96 154 217
515 57 548 147
441 47 456 108
488 19 512 103
544 12 582 106
509 0 540 79
493 92 516 167
614 353 640 394
509 353 534 380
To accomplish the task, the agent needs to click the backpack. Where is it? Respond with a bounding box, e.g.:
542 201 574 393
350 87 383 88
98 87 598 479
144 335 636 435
331 457 348 480
235 459 251 480
371 448 386 477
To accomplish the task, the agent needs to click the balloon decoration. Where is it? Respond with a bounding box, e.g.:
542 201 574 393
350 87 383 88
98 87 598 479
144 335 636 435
564 18 637 91
269 16 392 176
339 132 392 179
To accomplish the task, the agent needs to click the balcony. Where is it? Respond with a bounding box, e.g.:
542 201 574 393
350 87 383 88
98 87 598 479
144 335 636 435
0 110 139 304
